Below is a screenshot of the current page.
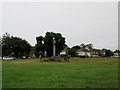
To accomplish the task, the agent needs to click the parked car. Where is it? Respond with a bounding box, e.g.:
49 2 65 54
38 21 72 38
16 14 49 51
22 56 27 59
3 56 15 60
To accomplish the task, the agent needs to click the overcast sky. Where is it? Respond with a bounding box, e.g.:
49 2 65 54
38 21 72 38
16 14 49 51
2 2 118 50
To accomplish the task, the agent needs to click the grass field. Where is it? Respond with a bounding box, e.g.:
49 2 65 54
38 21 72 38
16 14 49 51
0 60 2 89
2 57 118 88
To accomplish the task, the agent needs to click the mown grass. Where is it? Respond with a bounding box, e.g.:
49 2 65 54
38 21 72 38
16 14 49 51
2 57 118 88
0 60 2 89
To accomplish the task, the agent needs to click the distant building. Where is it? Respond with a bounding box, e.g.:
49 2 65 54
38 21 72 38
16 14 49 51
60 46 116 58
90 49 101 57
113 50 120 57
77 48 101 58
60 51 67 56
77 48 91 57
59 47 69 56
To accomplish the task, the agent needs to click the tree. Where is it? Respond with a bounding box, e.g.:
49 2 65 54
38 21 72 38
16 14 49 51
36 36 43 45
80 43 93 50
71 45 80 51
106 49 114 57
86 43 93 50
35 32 66 57
101 48 113 57
114 50 120 53
2 33 31 58
80 43 86 49
67 45 80 57
68 49 77 57
2 33 12 57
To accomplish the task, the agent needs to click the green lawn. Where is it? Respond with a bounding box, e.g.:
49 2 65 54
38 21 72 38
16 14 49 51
2 57 118 88
0 60 2 89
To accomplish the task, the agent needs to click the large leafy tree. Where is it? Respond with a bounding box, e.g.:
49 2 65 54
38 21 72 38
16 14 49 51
101 48 114 57
35 32 66 57
2 33 31 58
80 43 86 49
68 45 80 57
2 33 12 57
80 43 93 50
86 43 93 50
105 49 114 57
71 45 80 51
68 49 77 57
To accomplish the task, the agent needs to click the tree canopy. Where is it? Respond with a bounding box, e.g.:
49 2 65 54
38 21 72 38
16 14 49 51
80 43 93 50
35 32 66 57
2 33 31 58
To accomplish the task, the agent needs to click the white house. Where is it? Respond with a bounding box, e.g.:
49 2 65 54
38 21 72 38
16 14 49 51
90 49 101 57
113 50 120 57
77 49 91 57
77 48 101 58
60 51 67 56
59 47 69 56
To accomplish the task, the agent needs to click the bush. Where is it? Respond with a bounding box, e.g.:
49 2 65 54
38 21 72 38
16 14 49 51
49 56 62 62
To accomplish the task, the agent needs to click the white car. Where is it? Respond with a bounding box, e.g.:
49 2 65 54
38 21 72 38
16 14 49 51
3 56 15 60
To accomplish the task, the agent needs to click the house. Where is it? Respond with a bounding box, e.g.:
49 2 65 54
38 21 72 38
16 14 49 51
113 50 120 57
59 47 69 56
90 49 101 57
77 48 91 57
59 47 70 62
60 51 67 56
77 48 101 58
